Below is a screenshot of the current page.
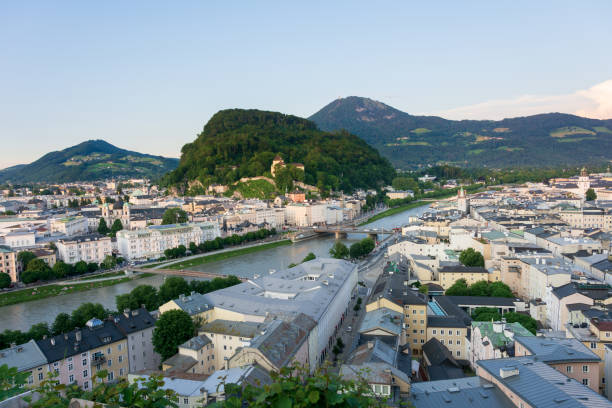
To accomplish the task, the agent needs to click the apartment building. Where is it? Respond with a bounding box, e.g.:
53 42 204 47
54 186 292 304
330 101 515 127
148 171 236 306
0 244 18 282
160 258 357 368
56 234 112 264
162 335 215 375
112 307 160 373
477 357 610 408
0 339 49 388
560 207 612 231
514 336 600 392
49 216 89 236
438 265 493 289
566 316 612 393
116 222 220 261
366 272 429 356
36 318 127 390
198 320 263 370
469 321 534 369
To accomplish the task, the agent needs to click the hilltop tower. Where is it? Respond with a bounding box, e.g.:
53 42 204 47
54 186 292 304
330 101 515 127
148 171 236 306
270 155 285 177
457 187 469 214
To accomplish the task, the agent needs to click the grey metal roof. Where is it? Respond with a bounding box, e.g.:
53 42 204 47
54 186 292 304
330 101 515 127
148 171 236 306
349 339 397 366
411 377 514 408
515 336 600 364
358 308 402 336
113 307 156 335
173 258 357 323
179 335 211 351
477 357 612 408
199 320 266 338
37 319 126 363
0 339 48 372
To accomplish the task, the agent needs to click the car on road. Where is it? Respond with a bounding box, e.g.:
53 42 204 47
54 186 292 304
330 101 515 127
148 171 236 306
346 326 352 333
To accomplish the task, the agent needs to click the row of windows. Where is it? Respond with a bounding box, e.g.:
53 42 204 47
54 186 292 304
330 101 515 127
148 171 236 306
566 365 590 373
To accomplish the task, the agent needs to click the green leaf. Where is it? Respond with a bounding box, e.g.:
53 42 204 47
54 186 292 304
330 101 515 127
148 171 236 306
273 395 293 408
308 390 320 403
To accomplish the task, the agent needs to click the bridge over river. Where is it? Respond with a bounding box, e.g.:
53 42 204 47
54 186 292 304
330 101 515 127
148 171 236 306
311 226 397 240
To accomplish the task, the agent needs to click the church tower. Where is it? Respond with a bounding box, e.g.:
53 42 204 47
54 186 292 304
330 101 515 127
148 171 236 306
578 167 590 196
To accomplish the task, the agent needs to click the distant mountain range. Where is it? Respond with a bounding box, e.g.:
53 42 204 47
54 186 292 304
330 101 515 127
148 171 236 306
309 96 612 169
0 140 179 183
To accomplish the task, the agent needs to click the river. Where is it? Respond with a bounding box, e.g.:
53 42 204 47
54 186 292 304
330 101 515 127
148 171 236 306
0 204 430 331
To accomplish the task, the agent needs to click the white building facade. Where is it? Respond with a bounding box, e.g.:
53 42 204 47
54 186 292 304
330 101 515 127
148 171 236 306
116 222 221 261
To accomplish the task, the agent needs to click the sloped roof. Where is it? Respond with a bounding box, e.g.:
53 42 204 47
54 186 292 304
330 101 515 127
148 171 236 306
477 358 611 408
411 377 514 408
472 321 533 348
515 336 600 364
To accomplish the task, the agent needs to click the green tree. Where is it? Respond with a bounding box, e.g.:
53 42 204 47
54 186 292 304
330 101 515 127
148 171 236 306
100 255 117 270
17 251 36 269
504 312 538 334
158 277 190 303
445 278 470 296
0 364 30 402
347 243 361 259
210 363 383 408
52 261 72 278
459 248 485 267
27 370 178 408
161 208 188 225
489 281 513 297
109 219 123 237
586 188 597 201
418 285 429 294
359 237 375 256
468 280 491 296
52 313 74 335
97 218 110 235
70 303 106 328
152 309 195 360
471 307 502 322
0 273 11 289
74 260 88 275
392 176 419 192
87 262 99 272
117 285 160 311
27 323 50 341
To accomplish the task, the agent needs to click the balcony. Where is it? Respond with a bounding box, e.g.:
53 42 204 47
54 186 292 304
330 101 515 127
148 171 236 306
91 354 106 364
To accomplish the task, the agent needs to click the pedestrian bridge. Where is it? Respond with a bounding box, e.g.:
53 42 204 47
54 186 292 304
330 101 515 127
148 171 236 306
311 226 396 240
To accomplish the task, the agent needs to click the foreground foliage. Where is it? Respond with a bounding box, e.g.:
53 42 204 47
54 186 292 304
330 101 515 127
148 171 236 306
211 363 390 408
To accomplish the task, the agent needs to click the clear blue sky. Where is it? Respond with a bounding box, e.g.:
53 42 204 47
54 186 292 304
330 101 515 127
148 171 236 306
1 1 612 168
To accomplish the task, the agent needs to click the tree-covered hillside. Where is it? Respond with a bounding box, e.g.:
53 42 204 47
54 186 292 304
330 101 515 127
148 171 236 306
309 96 612 169
0 140 179 183
163 109 395 193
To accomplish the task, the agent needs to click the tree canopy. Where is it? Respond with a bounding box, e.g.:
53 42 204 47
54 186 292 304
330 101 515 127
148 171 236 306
329 241 349 259
446 279 513 298
152 309 195 360
586 188 597 201
162 208 188 225
459 248 485 267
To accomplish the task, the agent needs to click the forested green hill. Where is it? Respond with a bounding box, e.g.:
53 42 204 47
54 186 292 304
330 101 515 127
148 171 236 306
162 109 395 193
0 140 178 183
